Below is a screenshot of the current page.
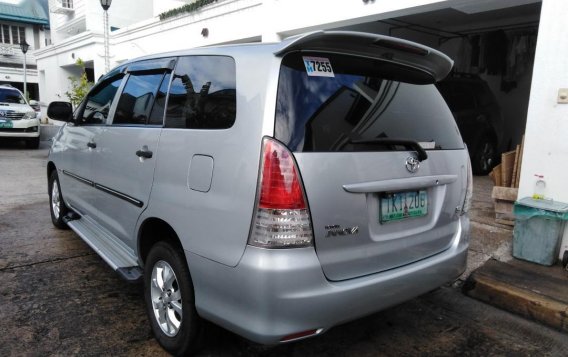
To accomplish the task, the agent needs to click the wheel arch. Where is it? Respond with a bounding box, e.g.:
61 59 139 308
138 217 184 267
47 161 56 181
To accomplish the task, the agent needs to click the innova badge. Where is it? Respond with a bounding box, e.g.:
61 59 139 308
405 157 420 173
325 225 359 238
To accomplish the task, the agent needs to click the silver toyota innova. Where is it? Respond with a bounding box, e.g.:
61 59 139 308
47 31 471 355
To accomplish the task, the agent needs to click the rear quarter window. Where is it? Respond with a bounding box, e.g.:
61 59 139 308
165 56 236 129
275 53 464 152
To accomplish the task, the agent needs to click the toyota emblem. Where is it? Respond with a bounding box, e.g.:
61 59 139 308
405 157 420 173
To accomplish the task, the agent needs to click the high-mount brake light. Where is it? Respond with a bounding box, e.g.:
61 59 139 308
248 138 313 248
374 39 429 56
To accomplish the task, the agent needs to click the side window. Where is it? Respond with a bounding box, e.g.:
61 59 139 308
148 73 171 126
113 73 165 125
165 56 236 129
80 76 123 125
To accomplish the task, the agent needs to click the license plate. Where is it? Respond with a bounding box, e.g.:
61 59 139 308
0 119 13 128
380 190 428 223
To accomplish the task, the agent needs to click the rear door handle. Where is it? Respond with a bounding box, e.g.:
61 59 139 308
136 147 153 159
87 142 96 149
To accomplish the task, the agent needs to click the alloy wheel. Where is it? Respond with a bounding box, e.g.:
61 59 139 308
150 260 183 337
478 141 495 173
51 182 61 220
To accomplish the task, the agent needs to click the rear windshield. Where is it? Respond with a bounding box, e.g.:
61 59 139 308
274 53 464 152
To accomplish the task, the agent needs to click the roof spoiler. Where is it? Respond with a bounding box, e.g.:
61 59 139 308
275 31 453 82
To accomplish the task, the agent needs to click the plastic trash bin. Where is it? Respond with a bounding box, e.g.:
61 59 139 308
513 197 568 266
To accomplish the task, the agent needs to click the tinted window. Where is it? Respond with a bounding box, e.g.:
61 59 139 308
0 88 25 104
148 73 171 125
114 73 164 125
165 56 236 129
80 76 123 125
437 84 475 112
275 53 463 152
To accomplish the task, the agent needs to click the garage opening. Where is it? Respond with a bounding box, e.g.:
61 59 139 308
333 2 541 177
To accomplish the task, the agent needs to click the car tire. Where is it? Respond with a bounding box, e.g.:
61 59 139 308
26 137 40 149
144 241 203 356
471 136 497 175
48 170 69 229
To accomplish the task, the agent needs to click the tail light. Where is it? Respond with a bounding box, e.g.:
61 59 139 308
248 137 313 248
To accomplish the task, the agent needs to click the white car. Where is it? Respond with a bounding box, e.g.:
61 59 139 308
0 85 41 149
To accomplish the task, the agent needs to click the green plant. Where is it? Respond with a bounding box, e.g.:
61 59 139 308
66 58 93 108
159 0 217 21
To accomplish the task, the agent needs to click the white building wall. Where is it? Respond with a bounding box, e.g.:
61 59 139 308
264 0 450 38
39 0 154 106
49 0 153 43
519 0 568 201
153 0 192 18
48 0 87 43
112 0 262 64
36 32 103 104
84 0 154 36
517 0 568 255
111 0 457 65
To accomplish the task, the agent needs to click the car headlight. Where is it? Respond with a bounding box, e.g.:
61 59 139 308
23 111 37 119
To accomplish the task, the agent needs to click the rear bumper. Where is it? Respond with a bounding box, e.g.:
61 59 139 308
187 216 469 344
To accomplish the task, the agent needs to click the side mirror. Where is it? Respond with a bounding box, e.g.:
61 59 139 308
29 100 39 106
47 101 73 122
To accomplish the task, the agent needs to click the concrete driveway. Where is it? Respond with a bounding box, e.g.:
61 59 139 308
1 140 567 356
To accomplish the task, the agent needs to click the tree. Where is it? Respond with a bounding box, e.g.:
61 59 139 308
66 59 93 108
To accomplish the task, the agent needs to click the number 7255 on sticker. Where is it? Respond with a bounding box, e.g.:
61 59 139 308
303 56 335 78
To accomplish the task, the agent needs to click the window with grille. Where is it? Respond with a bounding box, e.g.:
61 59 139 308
0 25 8 44
61 0 73 8
1 24 26 45
18 27 25 44
11 26 18 44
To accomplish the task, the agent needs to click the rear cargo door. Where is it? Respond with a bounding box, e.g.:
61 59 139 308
274 52 467 281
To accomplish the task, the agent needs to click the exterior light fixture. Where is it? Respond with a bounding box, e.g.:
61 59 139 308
20 40 29 99
100 0 112 11
19 40 29 54
100 0 113 72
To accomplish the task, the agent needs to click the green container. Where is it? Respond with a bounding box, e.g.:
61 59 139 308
513 198 568 266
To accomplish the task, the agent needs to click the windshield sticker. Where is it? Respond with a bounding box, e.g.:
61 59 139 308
303 56 335 77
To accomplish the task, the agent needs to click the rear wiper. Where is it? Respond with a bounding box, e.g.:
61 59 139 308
349 138 428 161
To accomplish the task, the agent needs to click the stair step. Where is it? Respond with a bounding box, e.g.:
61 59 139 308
464 259 568 332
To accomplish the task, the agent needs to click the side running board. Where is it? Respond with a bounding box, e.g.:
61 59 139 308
66 216 143 283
